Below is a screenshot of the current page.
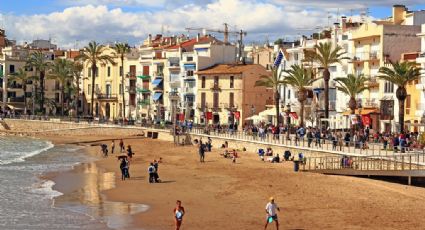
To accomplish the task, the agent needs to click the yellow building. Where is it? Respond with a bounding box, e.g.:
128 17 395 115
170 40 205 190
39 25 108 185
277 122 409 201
196 64 273 127
349 6 422 132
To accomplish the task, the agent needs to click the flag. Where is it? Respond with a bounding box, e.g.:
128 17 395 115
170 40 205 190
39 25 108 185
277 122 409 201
273 49 284 68
289 112 298 120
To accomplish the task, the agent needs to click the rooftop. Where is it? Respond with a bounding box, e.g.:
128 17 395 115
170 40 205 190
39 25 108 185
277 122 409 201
196 64 264 75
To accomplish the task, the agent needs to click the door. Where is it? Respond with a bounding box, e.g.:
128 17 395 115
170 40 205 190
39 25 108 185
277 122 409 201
106 84 112 97
143 66 149 76
105 103 110 118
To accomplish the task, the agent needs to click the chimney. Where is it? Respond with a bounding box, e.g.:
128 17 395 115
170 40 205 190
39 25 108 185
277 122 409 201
341 16 347 31
392 5 406 25
148 34 152 46
196 33 200 42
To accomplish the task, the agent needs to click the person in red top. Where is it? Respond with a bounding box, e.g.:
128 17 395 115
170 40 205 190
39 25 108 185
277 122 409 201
173 200 185 230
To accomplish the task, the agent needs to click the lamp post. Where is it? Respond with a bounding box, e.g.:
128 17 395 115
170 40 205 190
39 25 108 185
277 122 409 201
169 91 180 145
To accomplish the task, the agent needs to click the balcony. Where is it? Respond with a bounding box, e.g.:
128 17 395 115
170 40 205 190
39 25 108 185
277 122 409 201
97 94 118 100
221 103 239 110
210 83 221 91
358 98 379 108
365 77 379 88
127 72 136 79
136 71 151 80
8 96 25 103
138 99 150 106
7 83 23 89
349 51 380 62
183 87 195 95
128 86 137 94
137 88 151 94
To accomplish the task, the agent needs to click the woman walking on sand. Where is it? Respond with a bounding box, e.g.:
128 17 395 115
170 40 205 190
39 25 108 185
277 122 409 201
119 139 124 153
111 140 115 154
173 200 185 230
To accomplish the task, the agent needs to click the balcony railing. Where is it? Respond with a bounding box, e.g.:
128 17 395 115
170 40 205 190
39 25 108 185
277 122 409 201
365 76 379 88
138 99 150 106
97 94 118 100
8 83 23 89
127 72 136 79
8 96 25 103
128 86 137 94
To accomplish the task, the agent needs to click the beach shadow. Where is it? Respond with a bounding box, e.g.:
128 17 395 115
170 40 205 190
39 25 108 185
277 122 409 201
159 180 176 183
129 176 145 180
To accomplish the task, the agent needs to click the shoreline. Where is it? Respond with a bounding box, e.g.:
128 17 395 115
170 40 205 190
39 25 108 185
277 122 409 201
8 132 425 229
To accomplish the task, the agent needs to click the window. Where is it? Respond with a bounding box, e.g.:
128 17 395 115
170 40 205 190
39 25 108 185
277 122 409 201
106 84 111 96
201 92 206 109
294 53 299 61
214 76 219 86
9 64 15 73
187 56 193 61
229 92 234 107
187 70 194 77
88 84 91 95
119 84 123 94
107 66 111 77
384 81 394 93
201 76 206 88
88 70 91 78
95 84 99 93
406 95 411 115
55 93 60 103
213 92 219 108
230 76 234 88
143 66 149 76
95 67 99 77
288 89 291 99
119 66 123 76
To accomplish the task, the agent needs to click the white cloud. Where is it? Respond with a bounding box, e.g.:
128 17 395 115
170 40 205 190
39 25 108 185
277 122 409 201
2 0 417 48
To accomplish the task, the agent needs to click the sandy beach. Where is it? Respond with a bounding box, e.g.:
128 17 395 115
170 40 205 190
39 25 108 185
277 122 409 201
36 134 425 230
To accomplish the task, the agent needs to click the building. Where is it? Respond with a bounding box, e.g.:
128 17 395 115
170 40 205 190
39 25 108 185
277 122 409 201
196 64 273 127
414 24 425 131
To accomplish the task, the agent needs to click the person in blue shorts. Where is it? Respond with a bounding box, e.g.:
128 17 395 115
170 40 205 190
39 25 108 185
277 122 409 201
264 197 280 230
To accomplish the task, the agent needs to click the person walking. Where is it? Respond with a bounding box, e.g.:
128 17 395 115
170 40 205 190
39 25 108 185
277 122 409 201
173 200 185 230
199 141 206 163
148 163 156 183
111 140 115 154
119 139 124 153
264 197 280 230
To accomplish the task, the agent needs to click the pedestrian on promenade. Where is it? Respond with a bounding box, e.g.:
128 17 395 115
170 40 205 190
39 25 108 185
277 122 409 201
174 200 185 230
264 197 280 230
307 129 313 148
314 130 321 147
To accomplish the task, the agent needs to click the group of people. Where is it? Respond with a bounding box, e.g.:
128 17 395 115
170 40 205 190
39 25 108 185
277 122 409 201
148 159 162 183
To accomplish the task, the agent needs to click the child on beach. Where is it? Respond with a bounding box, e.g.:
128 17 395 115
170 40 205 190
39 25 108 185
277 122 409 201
173 200 185 230
264 197 280 230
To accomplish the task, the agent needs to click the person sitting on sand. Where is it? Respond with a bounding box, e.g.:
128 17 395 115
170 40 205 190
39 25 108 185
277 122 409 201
174 200 185 230
127 145 134 159
264 197 280 230
266 148 273 156
222 150 230 158
271 154 280 163
258 149 265 161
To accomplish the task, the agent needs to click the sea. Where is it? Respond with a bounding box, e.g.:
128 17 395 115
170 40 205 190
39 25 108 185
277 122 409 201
0 136 148 230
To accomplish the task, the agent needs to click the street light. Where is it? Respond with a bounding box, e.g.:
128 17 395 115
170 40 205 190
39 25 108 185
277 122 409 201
285 103 291 140
169 91 180 145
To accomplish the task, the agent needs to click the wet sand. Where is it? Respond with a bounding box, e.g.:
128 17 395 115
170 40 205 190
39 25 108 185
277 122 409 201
39 134 425 230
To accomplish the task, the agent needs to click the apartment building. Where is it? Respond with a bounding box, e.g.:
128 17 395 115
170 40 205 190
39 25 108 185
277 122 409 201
349 5 423 132
414 24 425 131
164 34 236 123
196 64 273 127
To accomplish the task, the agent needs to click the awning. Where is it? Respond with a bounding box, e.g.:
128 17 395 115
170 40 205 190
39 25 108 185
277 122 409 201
6 104 25 110
342 108 380 115
184 64 196 70
380 95 394 101
152 92 163 101
137 88 150 93
137 75 150 80
152 78 163 86
184 78 196 81
194 48 209 52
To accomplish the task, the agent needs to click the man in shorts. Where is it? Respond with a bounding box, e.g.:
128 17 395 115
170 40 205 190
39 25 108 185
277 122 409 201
264 197 280 230
173 200 185 230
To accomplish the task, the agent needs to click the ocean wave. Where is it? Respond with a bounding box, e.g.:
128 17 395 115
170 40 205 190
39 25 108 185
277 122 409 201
0 141 54 165
30 180 63 199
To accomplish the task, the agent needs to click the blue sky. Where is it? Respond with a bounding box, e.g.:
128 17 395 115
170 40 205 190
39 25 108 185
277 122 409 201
1 0 425 48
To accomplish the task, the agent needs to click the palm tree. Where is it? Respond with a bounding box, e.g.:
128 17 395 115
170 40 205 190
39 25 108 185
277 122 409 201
77 41 115 117
47 59 73 116
304 42 348 122
8 68 32 115
254 68 283 125
71 61 84 117
334 74 370 134
27 51 51 115
283 65 320 127
378 62 422 133
113 43 131 120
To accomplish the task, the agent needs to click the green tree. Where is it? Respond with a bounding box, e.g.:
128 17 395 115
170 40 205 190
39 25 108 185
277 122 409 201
254 68 284 125
304 42 348 122
77 41 115 116
113 43 131 120
283 65 320 127
27 51 51 114
8 68 32 114
47 59 73 116
378 62 422 133
334 74 370 134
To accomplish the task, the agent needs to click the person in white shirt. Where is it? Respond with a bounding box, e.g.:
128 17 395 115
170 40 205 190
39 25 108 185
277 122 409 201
264 197 280 230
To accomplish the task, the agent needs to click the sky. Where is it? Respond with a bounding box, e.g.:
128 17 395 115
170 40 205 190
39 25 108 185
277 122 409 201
1 0 425 48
